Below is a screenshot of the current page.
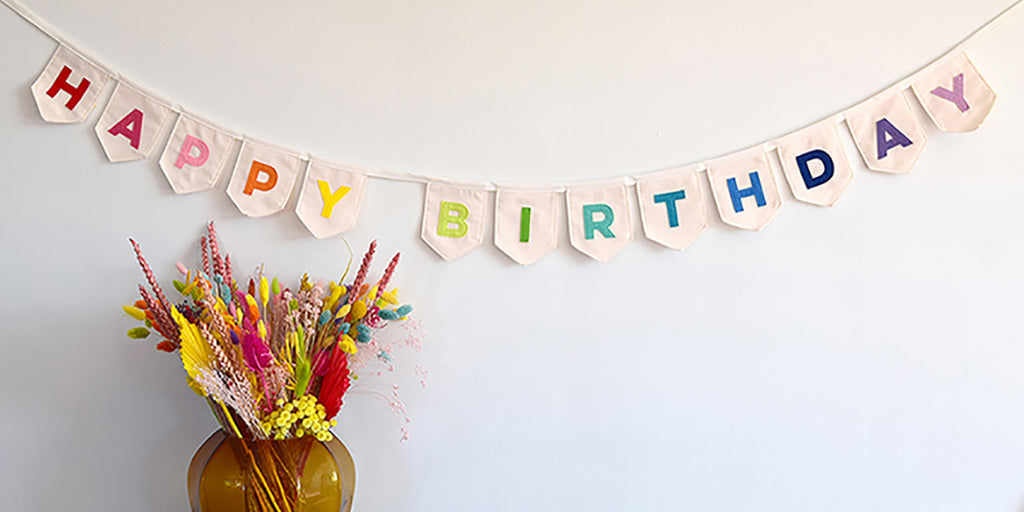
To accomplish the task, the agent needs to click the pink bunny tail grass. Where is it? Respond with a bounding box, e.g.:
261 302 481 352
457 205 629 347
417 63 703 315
139 284 178 340
347 240 377 305
207 221 224 278
348 239 376 303
129 238 173 315
199 236 210 276
374 252 400 301
224 254 233 289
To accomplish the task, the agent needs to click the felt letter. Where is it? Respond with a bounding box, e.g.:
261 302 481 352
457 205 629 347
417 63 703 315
876 118 913 159
437 201 469 238
653 189 686 228
795 149 835 189
519 206 532 243
583 203 615 240
174 135 210 169
727 172 768 213
930 73 970 112
45 66 91 111
317 180 352 218
107 108 144 149
243 161 279 195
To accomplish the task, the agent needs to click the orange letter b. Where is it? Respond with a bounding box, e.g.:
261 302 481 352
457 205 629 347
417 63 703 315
243 161 278 195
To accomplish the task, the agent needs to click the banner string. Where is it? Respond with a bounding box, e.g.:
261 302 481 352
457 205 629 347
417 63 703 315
2 0 1023 193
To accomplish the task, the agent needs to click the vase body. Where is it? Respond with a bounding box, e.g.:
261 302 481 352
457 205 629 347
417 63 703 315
187 430 355 512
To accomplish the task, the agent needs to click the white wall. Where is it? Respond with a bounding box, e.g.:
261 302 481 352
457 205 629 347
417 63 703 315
2 1 1023 511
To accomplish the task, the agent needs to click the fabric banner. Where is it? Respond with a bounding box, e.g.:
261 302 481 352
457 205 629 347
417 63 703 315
11 3 1012 260
226 140 303 217
635 165 706 250
31 45 111 124
295 159 367 239
421 182 488 261
158 113 236 194
94 81 174 162
494 187 559 265
706 149 782 231
846 91 928 174
566 180 632 262
776 120 854 207
912 53 996 133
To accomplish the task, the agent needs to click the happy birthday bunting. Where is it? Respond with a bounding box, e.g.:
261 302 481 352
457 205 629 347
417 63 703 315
494 187 559 265
706 149 782 231
11 2 1012 261
421 182 488 261
295 159 367 239
158 113 237 194
846 91 928 174
635 165 707 250
566 180 633 262
31 45 111 124
776 121 854 207
912 53 996 133
226 140 303 217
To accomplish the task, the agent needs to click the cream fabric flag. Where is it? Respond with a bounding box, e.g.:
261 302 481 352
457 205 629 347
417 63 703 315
706 148 782 231
635 165 706 250
776 121 854 206
421 182 489 261
226 140 303 217
912 53 996 133
295 159 367 239
158 113 237 194
94 81 174 162
566 180 632 262
31 45 111 123
845 91 928 174
494 187 559 265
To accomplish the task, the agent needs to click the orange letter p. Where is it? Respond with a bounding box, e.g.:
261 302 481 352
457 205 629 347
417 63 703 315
243 160 278 195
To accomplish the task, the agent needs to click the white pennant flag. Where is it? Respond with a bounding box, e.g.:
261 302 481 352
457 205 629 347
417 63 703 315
776 121 854 207
295 159 367 239
845 91 928 174
635 165 707 250
566 180 632 262
94 81 174 162
31 45 111 124
421 182 489 261
226 140 303 217
494 187 559 265
912 53 996 133
706 148 782 231
158 113 237 194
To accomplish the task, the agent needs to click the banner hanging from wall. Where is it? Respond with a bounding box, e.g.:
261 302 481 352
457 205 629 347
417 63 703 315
6 0 1020 265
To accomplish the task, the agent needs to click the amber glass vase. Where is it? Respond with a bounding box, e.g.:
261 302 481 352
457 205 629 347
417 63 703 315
187 430 355 512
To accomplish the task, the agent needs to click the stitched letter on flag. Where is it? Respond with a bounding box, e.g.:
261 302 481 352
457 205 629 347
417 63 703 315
635 165 706 250
706 148 782 231
94 81 174 162
295 159 367 238
776 121 854 207
226 140 303 217
566 180 632 262
31 45 111 124
421 182 488 261
494 187 558 265
158 113 236 194
912 53 996 133
846 91 927 174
